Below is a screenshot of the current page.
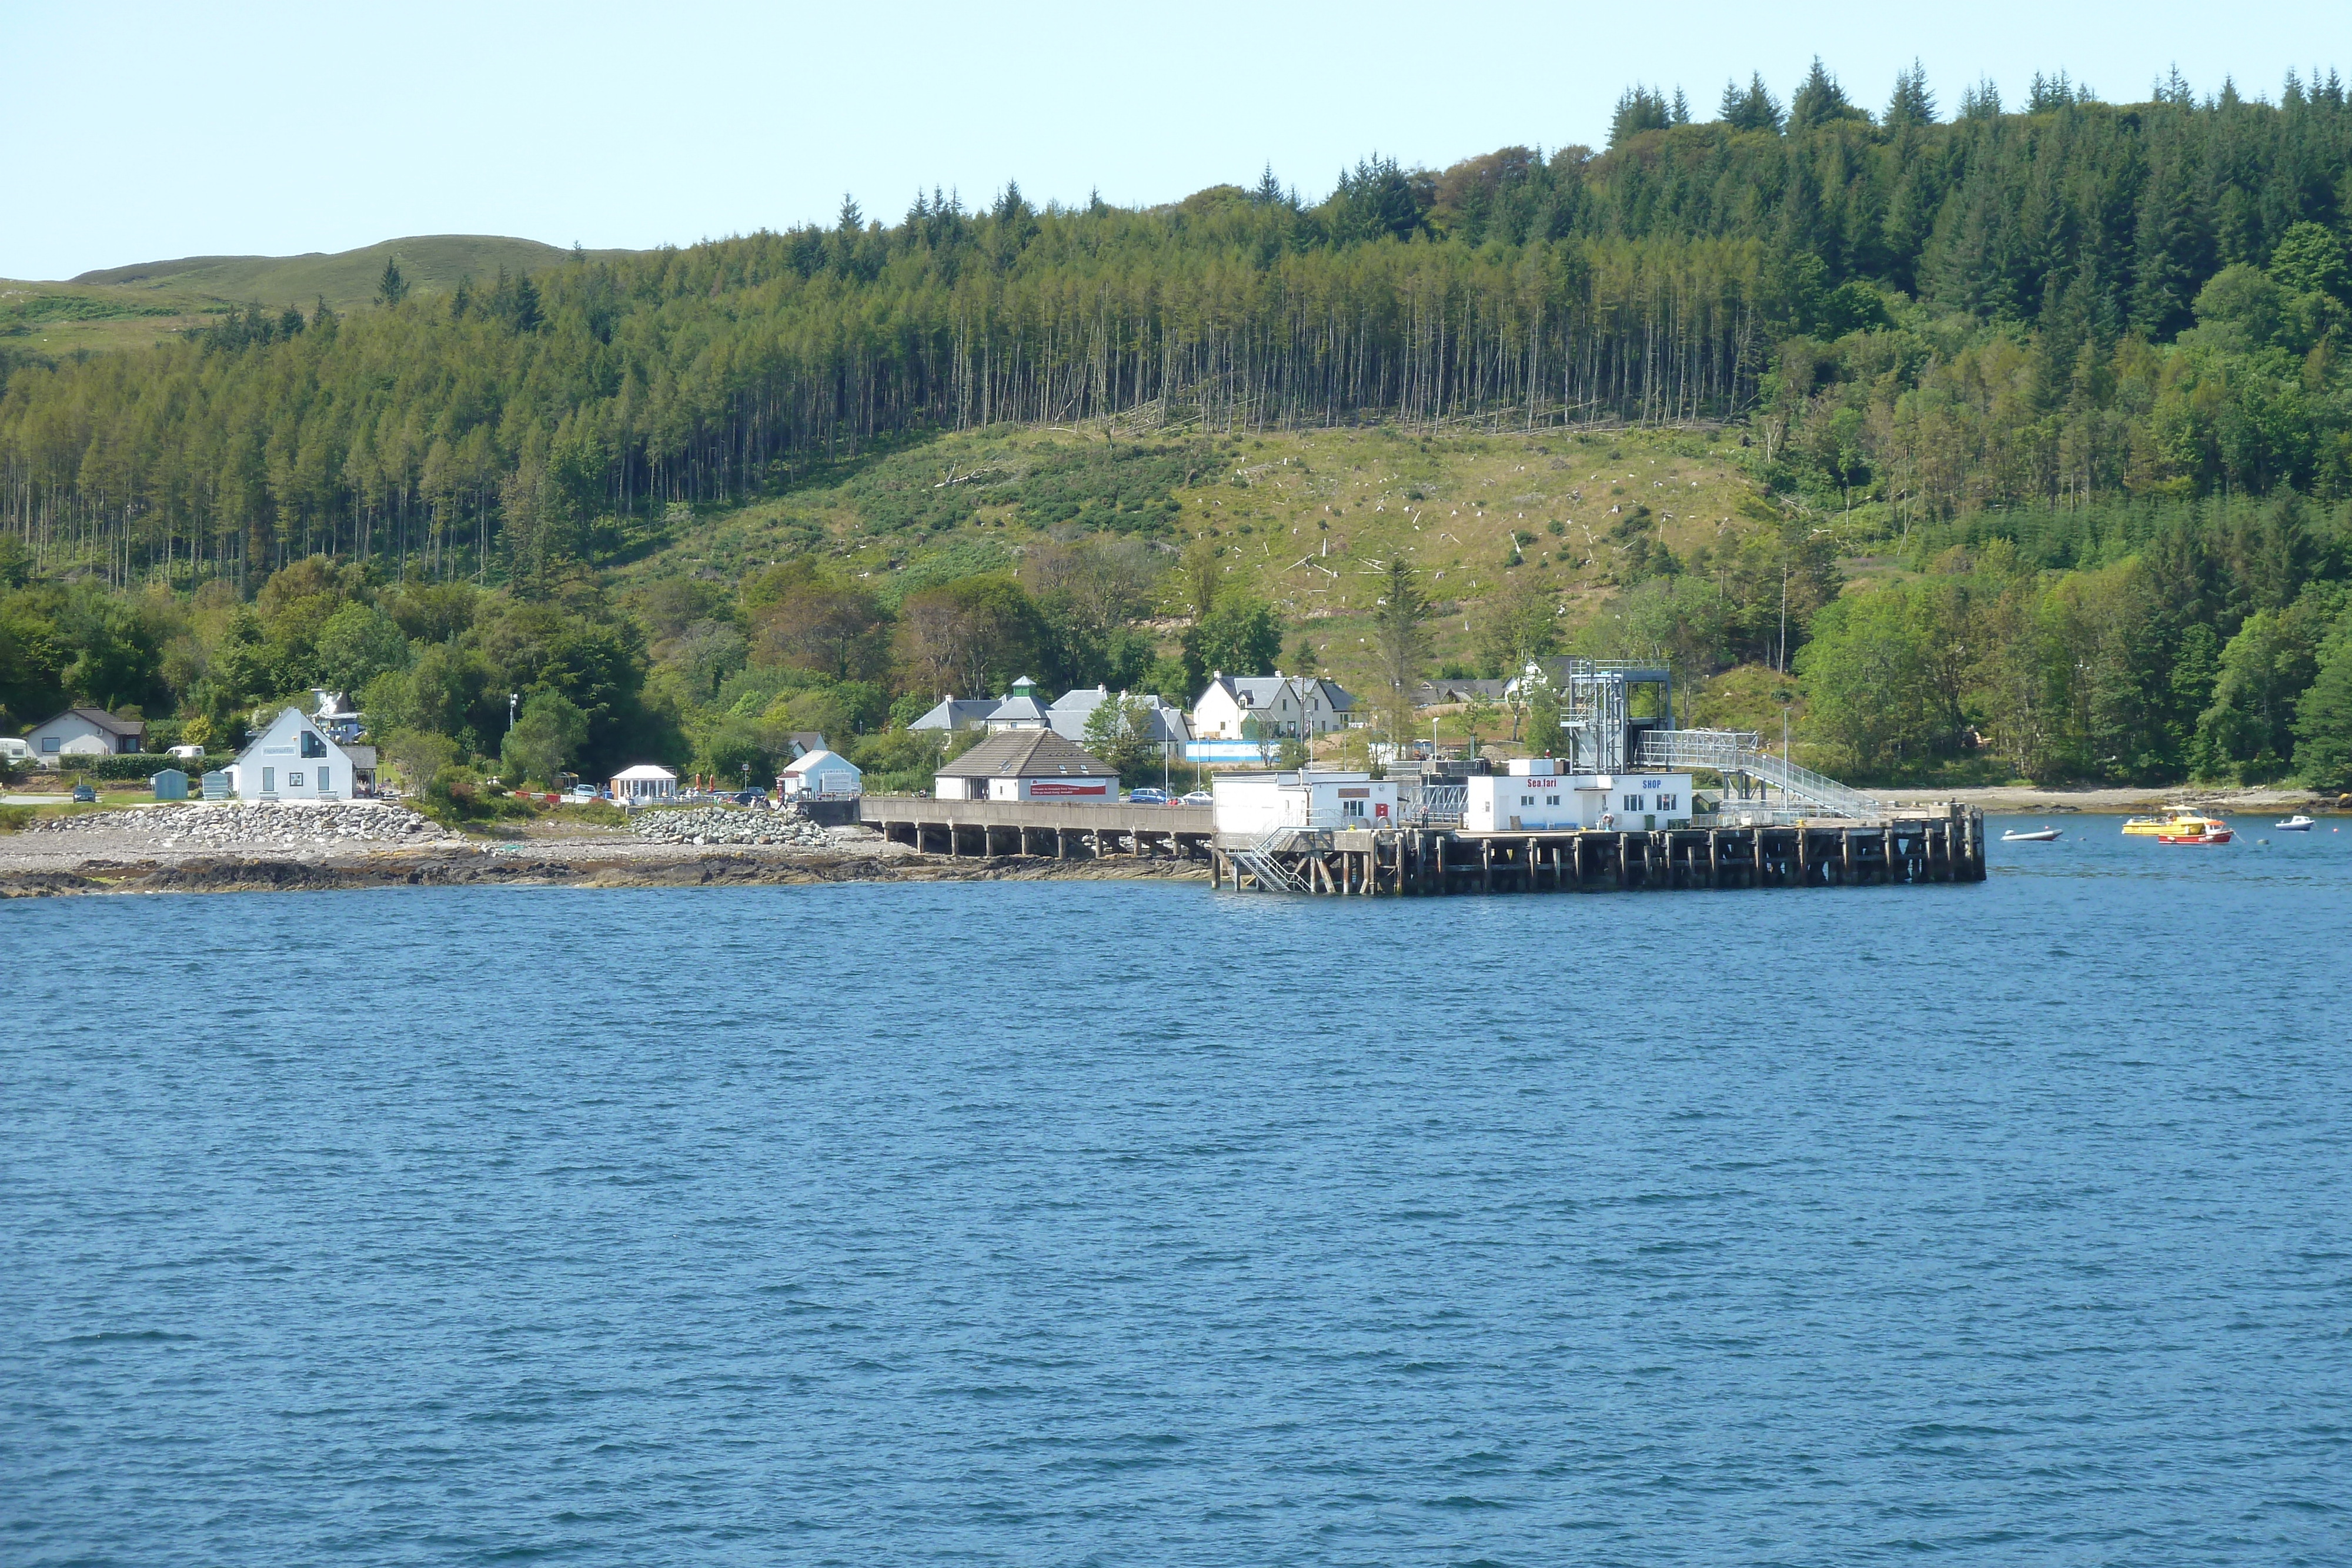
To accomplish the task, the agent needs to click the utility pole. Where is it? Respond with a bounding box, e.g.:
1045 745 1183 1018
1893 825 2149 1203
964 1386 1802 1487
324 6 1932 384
1778 568 1789 674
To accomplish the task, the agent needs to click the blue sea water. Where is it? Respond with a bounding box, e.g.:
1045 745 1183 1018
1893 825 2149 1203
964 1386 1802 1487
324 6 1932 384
5 815 2350 1567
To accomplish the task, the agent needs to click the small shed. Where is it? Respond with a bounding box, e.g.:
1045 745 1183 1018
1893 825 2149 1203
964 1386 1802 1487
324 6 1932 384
935 729 1118 801
151 767 190 801
612 764 678 804
779 748 862 800
201 770 231 801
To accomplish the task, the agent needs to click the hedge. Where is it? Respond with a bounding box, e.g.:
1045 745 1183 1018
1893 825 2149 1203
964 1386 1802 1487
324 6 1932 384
53 753 235 780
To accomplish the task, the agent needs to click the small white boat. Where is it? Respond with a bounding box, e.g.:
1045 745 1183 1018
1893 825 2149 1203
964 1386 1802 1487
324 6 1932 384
2276 814 2314 831
2002 826 2062 842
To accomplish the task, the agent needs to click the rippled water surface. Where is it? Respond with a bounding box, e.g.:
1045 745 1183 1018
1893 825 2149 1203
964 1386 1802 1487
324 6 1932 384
7 817 2351 1566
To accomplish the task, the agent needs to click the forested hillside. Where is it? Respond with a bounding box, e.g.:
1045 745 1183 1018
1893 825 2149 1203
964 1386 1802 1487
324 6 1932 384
6 61 2352 797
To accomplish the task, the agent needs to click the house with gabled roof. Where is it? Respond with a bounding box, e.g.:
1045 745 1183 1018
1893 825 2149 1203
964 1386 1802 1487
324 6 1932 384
25 706 146 762
1047 686 1193 747
981 676 1051 732
228 706 363 801
934 728 1119 801
909 696 1001 733
1190 673 1354 742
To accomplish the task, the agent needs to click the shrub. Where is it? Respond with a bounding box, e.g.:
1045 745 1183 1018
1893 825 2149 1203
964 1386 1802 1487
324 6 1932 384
0 804 32 833
56 753 233 781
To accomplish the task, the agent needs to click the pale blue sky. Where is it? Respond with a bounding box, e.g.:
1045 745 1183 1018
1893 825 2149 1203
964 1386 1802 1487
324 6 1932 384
5 0 2343 280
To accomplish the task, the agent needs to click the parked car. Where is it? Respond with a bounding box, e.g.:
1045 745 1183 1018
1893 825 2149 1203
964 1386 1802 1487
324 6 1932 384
1181 790 1214 806
1126 787 1168 805
569 784 599 803
727 790 768 808
71 782 97 803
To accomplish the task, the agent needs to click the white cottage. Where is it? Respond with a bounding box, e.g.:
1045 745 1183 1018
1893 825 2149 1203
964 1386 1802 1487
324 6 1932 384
229 707 360 801
779 748 862 799
1462 760 1695 832
1211 770 1398 835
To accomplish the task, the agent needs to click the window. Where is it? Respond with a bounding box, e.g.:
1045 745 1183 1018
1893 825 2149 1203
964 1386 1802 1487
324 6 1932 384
1547 794 1561 805
41 736 59 753
1623 793 1643 811
261 767 275 793
317 768 330 794
300 731 328 759
1342 798 1366 818
1660 793 1678 811
1520 794 1534 806
289 772 304 788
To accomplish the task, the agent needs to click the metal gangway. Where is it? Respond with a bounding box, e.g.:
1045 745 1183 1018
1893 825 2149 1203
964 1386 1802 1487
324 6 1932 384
1635 729 1885 823
1230 827 1308 892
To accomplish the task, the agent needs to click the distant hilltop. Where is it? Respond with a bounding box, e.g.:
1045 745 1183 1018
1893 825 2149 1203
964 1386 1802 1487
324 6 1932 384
3 234 641 355
65 235 638 309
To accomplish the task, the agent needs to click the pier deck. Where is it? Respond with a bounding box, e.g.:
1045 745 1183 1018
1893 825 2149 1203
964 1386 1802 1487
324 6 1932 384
861 796 1214 860
861 795 1985 894
1208 806 1986 894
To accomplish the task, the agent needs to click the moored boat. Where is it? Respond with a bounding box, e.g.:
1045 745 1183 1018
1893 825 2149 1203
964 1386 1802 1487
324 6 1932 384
2002 826 2062 842
2276 814 2314 831
2154 814 2232 844
2123 808 2213 836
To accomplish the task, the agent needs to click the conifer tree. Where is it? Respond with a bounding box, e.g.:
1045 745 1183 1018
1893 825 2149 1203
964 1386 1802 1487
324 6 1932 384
1885 61 1936 126
375 256 409 307
1719 73 1783 132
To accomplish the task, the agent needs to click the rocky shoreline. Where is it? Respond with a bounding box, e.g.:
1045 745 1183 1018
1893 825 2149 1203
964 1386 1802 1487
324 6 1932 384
0 801 1210 898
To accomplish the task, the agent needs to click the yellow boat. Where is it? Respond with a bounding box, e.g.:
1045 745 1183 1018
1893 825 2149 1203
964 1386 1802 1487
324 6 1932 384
2122 810 2224 837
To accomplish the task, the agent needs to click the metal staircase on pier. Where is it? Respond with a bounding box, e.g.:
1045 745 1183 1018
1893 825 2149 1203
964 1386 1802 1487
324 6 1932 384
1230 827 1308 892
1635 729 1885 823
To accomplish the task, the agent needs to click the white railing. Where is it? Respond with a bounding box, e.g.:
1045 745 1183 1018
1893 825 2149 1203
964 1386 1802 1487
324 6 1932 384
1635 729 1884 823
1230 828 1307 892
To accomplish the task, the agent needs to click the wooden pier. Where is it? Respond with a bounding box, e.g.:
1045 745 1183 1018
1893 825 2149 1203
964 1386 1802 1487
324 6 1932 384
1208 805 1987 894
861 796 1215 861
860 795 1984 895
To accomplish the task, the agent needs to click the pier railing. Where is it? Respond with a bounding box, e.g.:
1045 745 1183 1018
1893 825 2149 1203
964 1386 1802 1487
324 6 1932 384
1635 730 1884 823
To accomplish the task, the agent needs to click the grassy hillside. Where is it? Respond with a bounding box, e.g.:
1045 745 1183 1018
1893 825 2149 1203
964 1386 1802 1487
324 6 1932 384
2 235 632 354
613 418 1767 704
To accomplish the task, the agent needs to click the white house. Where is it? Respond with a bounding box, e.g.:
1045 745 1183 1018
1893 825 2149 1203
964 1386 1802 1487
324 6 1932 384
1048 687 1194 747
1211 770 1398 835
612 763 679 804
779 748 862 800
934 729 1118 801
228 706 360 801
982 676 1051 733
1191 673 1354 742
25 706 146 762
1463 760 1695 832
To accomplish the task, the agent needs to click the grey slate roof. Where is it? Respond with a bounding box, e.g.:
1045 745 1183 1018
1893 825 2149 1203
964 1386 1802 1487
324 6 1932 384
1047 687 1192 744
1212 676 1357 713
34 706 146 737
936 728 1117 780
909 697 1000 731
